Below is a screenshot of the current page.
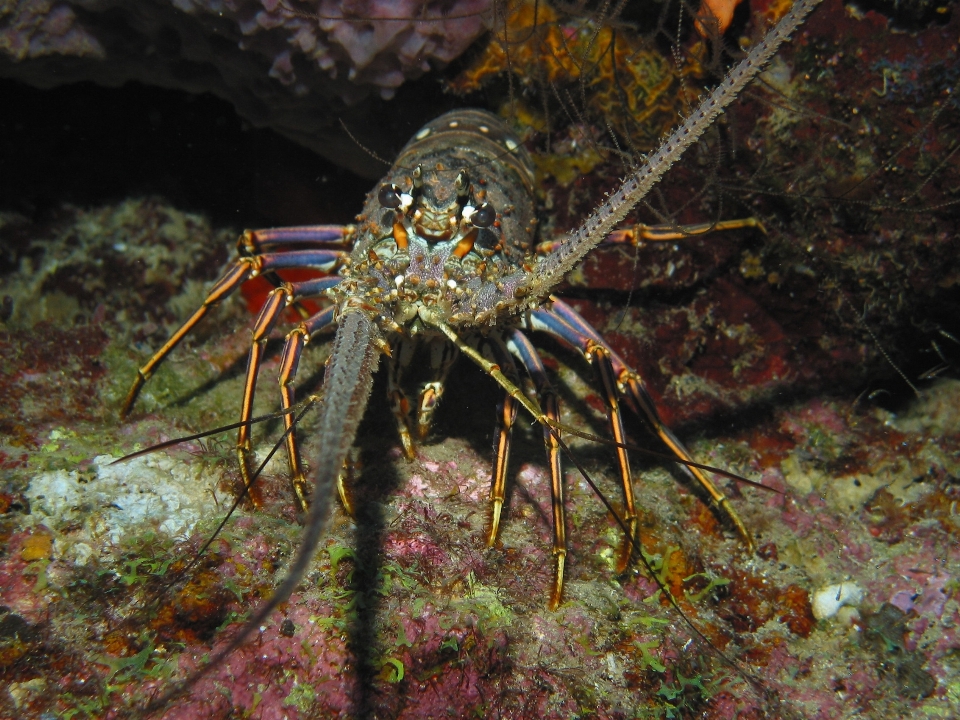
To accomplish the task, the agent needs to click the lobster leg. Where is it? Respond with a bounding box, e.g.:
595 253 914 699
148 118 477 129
232 272 343 502
387 337 461 458
519 310 642 572
238 225 357 254
240 228 352 320
531 298 754 552
235 284 290 504
534 217 765 255
254 249 347 272
386 338 418 459
423 314 571 607
415 338 459 442
588 344 641 573
484 340 521 550
602 217 766 245
504 328 567 610
121 250 346 418
121 260 254 418
276 306 337 511
520 306 645 573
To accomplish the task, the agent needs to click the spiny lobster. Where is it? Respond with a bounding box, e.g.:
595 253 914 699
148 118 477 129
120 0 822 710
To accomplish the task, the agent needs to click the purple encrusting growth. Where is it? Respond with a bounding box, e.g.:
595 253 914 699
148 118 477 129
169 0 492 101
0 1 104 60
0 1 494 176
1 0 491 100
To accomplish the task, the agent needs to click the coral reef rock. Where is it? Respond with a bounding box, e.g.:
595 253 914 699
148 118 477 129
0 0 493 176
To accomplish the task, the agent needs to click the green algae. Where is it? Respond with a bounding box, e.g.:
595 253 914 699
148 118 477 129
282 680 318 711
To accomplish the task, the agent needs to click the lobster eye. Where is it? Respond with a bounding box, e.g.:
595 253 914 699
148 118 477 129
378 184 402 209
455 170 469 199
472 202 496 228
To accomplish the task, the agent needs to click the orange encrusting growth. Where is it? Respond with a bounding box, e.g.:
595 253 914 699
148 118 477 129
695 0 746 36
448 0 704 149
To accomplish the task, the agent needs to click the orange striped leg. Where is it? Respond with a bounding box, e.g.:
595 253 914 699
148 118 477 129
542 390 565 611
426 317 563 610
620 372 754 552
586 343 640 573
534 217 766 255
505 329 566 610
414 338 459 442
488 392 519 548
602 217 766 245
235 284 292 504
541 298 754 552
386 338 417 459
274 305 336 511
484 339 522 548
121 260 254 418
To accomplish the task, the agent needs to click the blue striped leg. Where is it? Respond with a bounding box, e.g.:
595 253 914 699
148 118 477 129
236 276 342 509
529 297 754 553
503 329 567 610
275 304 338 510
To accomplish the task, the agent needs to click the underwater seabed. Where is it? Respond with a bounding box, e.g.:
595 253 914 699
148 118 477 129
2 0 960 713
1 197 958 719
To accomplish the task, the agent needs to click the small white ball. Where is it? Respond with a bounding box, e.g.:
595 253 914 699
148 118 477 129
811 582 864 620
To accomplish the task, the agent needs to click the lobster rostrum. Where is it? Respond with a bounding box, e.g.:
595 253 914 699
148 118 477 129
120 0 822 705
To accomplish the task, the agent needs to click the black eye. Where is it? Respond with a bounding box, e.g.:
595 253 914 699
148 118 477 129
472 203 495 228
378 184 402 209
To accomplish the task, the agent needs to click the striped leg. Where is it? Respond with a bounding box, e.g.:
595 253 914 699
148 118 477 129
121 260 254 417
483 339 523 550
602 218 765 245
503 329 567 611
484 336 520 547
387 337 461 459
235 275 343 507
238 226 354 320
276 305 337 511
235 284 291 504
511 319 639 576
415 338 459 442
531 297 754 553
534 217 766 255
588 344 641 573
121 249 346 419
515 306 641 571
386 338 418 459
237 225 356 254
423 316 564 609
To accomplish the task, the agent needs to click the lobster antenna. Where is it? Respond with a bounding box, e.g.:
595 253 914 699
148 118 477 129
517 0 824 303
550 430 780 709
549 420 782 493
139 396 324 607
110 401 315 465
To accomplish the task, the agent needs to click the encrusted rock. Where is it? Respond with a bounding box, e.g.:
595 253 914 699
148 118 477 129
0 0 493 176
